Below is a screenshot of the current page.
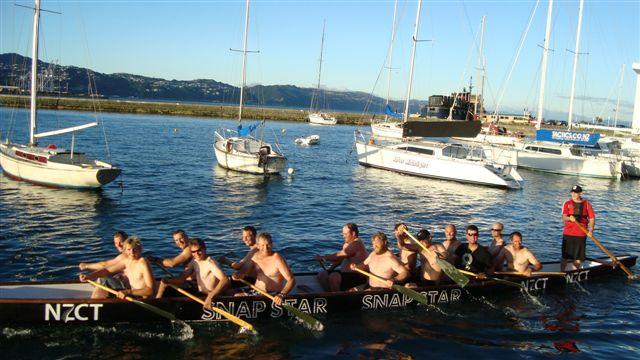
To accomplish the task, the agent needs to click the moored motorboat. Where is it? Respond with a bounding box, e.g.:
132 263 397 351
294 135 320 146
0 255 634 325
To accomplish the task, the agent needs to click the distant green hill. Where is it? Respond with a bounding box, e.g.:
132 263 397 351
0 53 424 113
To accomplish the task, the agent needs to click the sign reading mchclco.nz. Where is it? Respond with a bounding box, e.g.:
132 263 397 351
536 129 600 146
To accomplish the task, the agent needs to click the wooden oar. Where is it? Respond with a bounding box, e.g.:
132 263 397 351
86 279 179 321
495 271 566 277
457 269 525 289
402 228 470 288
237 278 324 331
167 284 255 332
574 222 636 279
353 268 430 306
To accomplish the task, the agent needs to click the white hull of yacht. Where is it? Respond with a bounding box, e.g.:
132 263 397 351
483 144 622 179
0 143 121 188
355 140 523 189
308 113 337 125
213 134 287 175
370 121 403 139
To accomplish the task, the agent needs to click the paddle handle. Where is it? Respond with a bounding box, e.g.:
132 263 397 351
457 269 479 277
353 267 390 284
402 229 434 255
168 284 254 331
87 279 135 301
238 278 276 301
574 222 635 279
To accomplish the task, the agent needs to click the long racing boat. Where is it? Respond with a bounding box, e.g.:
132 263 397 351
0 255 634 325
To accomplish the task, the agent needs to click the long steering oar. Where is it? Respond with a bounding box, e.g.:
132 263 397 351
167 284 255 332
352 268 430 306
402 229 469 288
237 278 324 331
86 279 179 321
574 222 636 279
456 269 525 290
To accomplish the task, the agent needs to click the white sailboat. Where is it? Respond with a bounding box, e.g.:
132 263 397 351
484 0 623 180
213 0 287 175
0 0 121 189
355 0 523 190
308 20 337 126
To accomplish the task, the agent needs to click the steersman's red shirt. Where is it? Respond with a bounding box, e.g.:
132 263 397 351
562 199 595 236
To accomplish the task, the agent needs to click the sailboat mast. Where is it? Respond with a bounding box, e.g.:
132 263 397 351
403 0 423 123
567 0 584 129
614 63 625 127
536 0 554 130
313 20 326 111
475 16 486 121
238 0 250 122
385 0 399 120
30 0 41 146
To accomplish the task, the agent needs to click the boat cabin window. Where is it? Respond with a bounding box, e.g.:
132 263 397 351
398 146 434 156
537 147 562 155
570 148 584 156
525 146 539 152
442 145 469 159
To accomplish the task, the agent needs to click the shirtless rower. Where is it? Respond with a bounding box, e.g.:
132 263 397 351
79 231 128 271
443 224 462 264
350 232 409 289
499 232 542 276
414 229 447 285
80 236 155 299
156 238 230 309
315 223 368 292
394 223 417 274
154 229 192 269
232 232 295 306
218 226 258 270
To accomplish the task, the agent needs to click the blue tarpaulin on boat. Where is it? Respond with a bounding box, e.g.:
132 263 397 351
535 129 600 146
238 122 259 137
384 104 403 118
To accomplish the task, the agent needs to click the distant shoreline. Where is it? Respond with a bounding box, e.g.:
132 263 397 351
0 95 369 125
3 95 611 138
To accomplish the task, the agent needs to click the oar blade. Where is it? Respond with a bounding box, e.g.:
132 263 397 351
392 284 429 306
283 304 324 332
436 258 469 288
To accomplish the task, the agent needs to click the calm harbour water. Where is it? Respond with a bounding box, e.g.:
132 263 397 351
1 107 639 359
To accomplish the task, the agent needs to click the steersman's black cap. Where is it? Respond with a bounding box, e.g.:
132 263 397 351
571 185 583 193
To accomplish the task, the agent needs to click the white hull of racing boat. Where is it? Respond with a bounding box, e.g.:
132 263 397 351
308 113 337 125
0 142 121 188
213 133 287 175
355 136 524 189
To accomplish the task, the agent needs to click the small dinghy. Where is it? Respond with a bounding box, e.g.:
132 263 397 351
295 135 320 146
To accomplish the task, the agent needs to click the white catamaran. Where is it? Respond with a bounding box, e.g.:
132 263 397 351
355 0 523 189
308 20 337 126
0 0 121 189
213 0 287 175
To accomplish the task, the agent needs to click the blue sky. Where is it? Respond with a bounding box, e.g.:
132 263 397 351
1 0 639 122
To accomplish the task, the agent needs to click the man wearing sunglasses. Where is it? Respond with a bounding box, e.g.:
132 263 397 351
488 222 506 258
454 225 493 278
156 238 229 310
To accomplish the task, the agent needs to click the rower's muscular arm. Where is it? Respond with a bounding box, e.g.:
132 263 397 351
231 248 257 270
79 254 125 271
161 248 191 268
205 260 230 308
391 258 410 283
